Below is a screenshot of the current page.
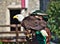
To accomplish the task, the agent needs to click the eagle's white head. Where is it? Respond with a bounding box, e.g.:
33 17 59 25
13 9 28 22
13 14 25 22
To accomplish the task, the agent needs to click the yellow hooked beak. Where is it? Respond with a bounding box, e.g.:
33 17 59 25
13 16 18 19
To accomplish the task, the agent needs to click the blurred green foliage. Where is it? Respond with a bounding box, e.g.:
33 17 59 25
46 0 60 42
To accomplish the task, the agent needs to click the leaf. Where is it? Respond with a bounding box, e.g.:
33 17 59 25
58 17 60 20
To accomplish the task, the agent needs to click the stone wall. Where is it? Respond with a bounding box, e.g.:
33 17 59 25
28 0 39 12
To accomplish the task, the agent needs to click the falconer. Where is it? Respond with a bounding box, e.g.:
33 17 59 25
30 10 51 44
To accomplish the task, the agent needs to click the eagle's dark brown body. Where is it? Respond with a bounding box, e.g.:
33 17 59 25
21 15 51 44
21 16 47 30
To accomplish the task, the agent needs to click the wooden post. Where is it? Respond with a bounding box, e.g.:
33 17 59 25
16 25 19 44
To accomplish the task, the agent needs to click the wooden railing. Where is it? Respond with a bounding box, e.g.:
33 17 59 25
0 24 27 44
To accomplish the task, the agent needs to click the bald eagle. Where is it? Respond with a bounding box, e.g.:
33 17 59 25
13 10 51 44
